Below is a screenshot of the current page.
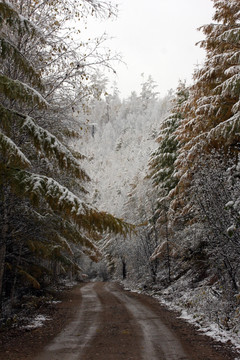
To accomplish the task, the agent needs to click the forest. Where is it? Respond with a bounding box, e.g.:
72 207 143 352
0 0 240 349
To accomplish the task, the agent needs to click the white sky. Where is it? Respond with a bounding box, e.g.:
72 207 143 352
85 0 215 98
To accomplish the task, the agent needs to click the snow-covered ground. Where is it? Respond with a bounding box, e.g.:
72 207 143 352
23 314 51 329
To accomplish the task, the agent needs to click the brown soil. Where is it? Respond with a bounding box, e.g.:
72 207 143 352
0 282 239 360
82 283 143 360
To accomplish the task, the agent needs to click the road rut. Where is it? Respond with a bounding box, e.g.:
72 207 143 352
106 283 188 359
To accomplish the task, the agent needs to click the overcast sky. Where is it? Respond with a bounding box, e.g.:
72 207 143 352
85 0 215 98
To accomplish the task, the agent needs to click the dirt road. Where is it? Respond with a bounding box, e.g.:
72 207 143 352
33 282 238 360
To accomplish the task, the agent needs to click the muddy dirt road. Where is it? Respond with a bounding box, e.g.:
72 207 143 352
33 282 238 360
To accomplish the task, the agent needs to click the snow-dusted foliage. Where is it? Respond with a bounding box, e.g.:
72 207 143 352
76 76 172 285
0 130 31 169
0 0 129 317
80 77 171 218
149 81 188 201
175 0 240 200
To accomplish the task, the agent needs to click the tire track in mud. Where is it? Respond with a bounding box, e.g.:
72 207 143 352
105 283 189 360
81 282 143 360
34 283 101 360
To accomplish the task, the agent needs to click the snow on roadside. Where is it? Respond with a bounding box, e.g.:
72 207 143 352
23 315 51 330
46 300 62 305
158 296 240 352
59 279 78 288
121 280 240 354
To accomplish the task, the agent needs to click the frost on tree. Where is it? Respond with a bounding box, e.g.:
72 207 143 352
149 81 188 199
172 0 240 214
166 0 240 297
178 0 240 161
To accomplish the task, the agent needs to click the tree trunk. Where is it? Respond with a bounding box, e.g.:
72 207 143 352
223 259 238 292
0 188 8 313
150 261 157 283
10 243 23 313
0 244 6 302
121 258 127 280
165 213 171 283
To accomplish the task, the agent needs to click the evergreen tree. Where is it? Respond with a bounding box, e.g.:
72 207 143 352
167 0 240 222
167 0 240 293
147 81 188 280
149 81 188 198
140 74 159 111
176 0 240 188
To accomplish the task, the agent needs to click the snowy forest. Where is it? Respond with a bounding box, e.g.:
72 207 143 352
0 0 240 349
